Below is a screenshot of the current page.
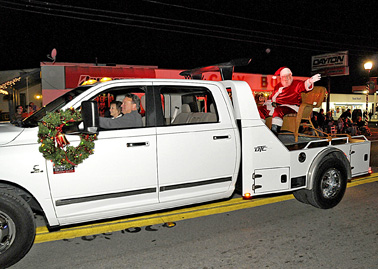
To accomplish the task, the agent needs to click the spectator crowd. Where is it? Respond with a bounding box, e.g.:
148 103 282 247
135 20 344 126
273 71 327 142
311 108 372 137
10 102 38 126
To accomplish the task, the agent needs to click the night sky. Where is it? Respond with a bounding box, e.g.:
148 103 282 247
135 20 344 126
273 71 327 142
1 0 378 93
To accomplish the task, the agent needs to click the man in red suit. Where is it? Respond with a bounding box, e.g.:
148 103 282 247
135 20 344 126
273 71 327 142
258 67 321 135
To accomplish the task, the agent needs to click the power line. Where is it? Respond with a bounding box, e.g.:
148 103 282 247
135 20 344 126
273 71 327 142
1 0 377 55
14 0 378 52
0 3 290 48
141 0 378 42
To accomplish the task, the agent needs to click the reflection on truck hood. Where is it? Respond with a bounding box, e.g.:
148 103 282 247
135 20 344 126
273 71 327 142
0 123 24 145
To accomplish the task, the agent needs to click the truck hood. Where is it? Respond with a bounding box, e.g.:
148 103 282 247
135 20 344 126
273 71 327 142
0 123 24 145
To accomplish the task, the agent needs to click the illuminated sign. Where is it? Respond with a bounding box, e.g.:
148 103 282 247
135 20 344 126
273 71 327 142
311 51 348 71
201 72 309 92
64 66 156 88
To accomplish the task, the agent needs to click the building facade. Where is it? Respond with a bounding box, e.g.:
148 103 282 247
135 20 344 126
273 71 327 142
1 62 376 121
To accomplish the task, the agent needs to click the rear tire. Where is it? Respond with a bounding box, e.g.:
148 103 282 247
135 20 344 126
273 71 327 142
306 153 348 209
0 191 36 268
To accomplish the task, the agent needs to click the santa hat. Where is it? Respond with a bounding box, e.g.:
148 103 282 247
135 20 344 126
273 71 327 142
274 67 292 76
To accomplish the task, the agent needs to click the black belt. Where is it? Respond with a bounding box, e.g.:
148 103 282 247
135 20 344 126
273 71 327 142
272 102 282 107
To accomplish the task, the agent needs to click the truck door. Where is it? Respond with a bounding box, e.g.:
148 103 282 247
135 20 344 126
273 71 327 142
153 82 239 203
46 83 159 224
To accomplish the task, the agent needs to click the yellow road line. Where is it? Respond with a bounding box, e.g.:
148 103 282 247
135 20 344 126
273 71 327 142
34 173 378 244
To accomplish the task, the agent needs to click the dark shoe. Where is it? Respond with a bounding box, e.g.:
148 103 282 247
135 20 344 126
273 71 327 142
271 124 281 136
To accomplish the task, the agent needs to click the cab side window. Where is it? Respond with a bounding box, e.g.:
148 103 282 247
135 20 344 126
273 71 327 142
159 86 218 126
91 87 147 130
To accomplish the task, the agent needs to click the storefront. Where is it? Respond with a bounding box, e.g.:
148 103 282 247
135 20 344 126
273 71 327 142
0 69 41 121
320 93 376 118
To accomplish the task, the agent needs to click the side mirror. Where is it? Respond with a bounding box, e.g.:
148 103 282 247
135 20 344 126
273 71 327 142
81 101 99 134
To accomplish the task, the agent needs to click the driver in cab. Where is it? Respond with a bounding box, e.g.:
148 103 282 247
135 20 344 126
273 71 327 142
99 93 143 129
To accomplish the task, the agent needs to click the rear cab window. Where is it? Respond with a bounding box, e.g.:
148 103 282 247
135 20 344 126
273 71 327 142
157 86 219 126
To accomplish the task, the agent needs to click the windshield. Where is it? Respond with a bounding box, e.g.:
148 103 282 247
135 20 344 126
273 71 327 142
21 86 92 128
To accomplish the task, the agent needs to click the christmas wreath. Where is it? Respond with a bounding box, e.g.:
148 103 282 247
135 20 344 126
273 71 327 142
38 108 97 168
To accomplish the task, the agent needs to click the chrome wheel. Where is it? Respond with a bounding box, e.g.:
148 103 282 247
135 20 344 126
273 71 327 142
0 212 16 254
321 168 342 199
305 152 348 209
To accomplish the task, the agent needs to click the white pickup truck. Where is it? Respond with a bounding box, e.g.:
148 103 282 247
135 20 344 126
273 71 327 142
0 61 371 267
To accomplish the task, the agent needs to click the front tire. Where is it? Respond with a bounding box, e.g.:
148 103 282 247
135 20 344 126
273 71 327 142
0 191 36 268
306 153 348 209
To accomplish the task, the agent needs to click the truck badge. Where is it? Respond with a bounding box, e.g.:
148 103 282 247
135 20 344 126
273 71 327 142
254 145 267 152
31 165 43 173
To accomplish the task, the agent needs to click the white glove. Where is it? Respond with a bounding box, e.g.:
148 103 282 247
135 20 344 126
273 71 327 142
264 99 272 111
264 99 272 106
309 74 321 83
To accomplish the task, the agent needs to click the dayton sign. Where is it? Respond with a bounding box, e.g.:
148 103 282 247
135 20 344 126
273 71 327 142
311 51 349 77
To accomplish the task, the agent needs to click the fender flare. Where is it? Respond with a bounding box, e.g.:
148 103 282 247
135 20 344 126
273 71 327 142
307 147 351 190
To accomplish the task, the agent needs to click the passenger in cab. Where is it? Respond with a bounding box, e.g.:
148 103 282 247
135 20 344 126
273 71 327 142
99 94 142 129
109 101 122 119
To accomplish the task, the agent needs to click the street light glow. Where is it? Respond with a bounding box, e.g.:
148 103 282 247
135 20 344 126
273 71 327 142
364 61 373 71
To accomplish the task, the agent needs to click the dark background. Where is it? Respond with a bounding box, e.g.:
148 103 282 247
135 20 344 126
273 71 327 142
1 0 378 92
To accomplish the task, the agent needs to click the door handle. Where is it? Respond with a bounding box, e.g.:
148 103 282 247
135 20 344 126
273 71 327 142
213 135 230 140
127 142 149 147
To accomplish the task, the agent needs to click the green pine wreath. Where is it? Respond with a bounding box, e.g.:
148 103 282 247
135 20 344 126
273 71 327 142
38 108 97 168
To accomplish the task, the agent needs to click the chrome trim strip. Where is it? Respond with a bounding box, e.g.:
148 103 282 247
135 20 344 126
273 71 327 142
160 177 232 192
56 187 156 206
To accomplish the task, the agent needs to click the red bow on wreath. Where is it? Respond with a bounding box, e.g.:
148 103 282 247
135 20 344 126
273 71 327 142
55 132 69 148
55 120 75 148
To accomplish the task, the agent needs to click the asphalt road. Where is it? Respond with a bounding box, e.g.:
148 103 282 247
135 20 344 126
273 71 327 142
11 174 378 269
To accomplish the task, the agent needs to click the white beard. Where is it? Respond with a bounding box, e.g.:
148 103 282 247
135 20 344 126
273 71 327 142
282 78 293 87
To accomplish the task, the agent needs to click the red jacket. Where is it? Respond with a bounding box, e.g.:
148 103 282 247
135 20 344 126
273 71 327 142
270 80 311 106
